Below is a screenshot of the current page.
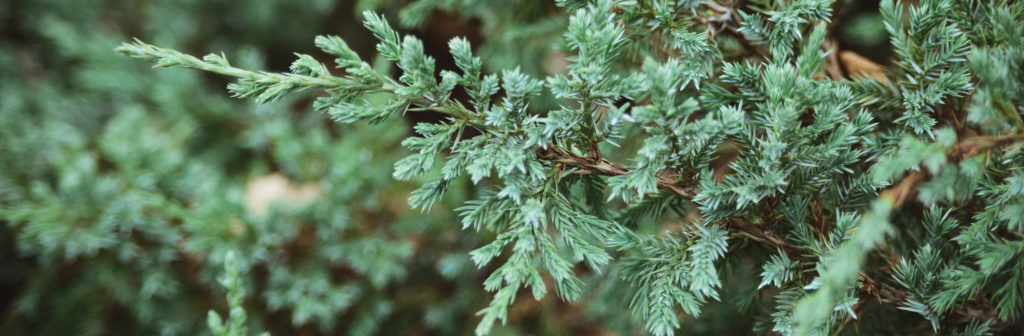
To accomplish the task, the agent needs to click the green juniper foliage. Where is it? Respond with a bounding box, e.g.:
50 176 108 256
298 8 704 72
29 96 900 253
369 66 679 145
1 1 487 335
4 0 1021 334
117 0 1024 334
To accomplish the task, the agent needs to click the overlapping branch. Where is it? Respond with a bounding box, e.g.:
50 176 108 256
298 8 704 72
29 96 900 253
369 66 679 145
535 129 1024 311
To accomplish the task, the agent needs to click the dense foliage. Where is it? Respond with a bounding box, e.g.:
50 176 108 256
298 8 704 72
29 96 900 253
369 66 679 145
4 0 1024 335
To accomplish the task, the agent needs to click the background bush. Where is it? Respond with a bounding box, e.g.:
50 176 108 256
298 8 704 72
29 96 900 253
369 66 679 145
0 1 480 335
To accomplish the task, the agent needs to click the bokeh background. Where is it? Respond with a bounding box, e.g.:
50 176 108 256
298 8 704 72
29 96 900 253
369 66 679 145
0 0 891 335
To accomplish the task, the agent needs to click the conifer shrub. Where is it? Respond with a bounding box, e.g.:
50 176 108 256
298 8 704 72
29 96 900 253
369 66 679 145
119 0 1024 334
4 0 1024 335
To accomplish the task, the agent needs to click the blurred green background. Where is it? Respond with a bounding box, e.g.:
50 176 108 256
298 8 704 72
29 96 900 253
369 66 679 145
1 1 479 335
0 0 891 335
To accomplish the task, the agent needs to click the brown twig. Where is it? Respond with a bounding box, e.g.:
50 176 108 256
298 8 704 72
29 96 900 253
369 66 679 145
699 0 771 59
875 132 1024 210
536 147 696 199
823 38 845 81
